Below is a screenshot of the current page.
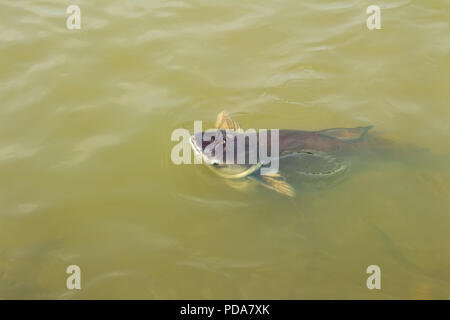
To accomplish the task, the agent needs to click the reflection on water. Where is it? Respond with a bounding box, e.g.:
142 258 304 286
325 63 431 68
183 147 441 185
0 0 449 299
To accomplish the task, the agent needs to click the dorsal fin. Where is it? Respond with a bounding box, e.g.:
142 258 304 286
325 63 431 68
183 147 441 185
318 126 373 142
215 111 244 133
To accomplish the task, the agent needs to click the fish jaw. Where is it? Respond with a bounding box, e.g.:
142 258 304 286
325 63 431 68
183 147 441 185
189 135 202 158
189 134 221 166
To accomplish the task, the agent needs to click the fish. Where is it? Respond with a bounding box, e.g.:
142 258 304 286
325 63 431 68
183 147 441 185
189 111 373 197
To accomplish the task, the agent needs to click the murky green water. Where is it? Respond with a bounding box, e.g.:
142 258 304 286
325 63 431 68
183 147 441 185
1 0 449 299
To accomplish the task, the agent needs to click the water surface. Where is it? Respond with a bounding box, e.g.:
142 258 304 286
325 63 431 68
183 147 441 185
1 0 449 299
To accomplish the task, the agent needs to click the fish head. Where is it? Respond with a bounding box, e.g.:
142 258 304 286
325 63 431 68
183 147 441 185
189 129 262 178
190 129 228 166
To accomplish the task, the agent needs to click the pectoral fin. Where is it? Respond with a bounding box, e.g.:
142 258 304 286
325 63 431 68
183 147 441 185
252 173 296 197
215 111 244 133
318 126 373 142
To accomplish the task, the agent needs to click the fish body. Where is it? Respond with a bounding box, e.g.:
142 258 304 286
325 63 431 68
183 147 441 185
190 111 372 196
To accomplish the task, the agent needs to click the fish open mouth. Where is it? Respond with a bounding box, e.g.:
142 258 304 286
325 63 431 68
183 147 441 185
189 135 202 157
